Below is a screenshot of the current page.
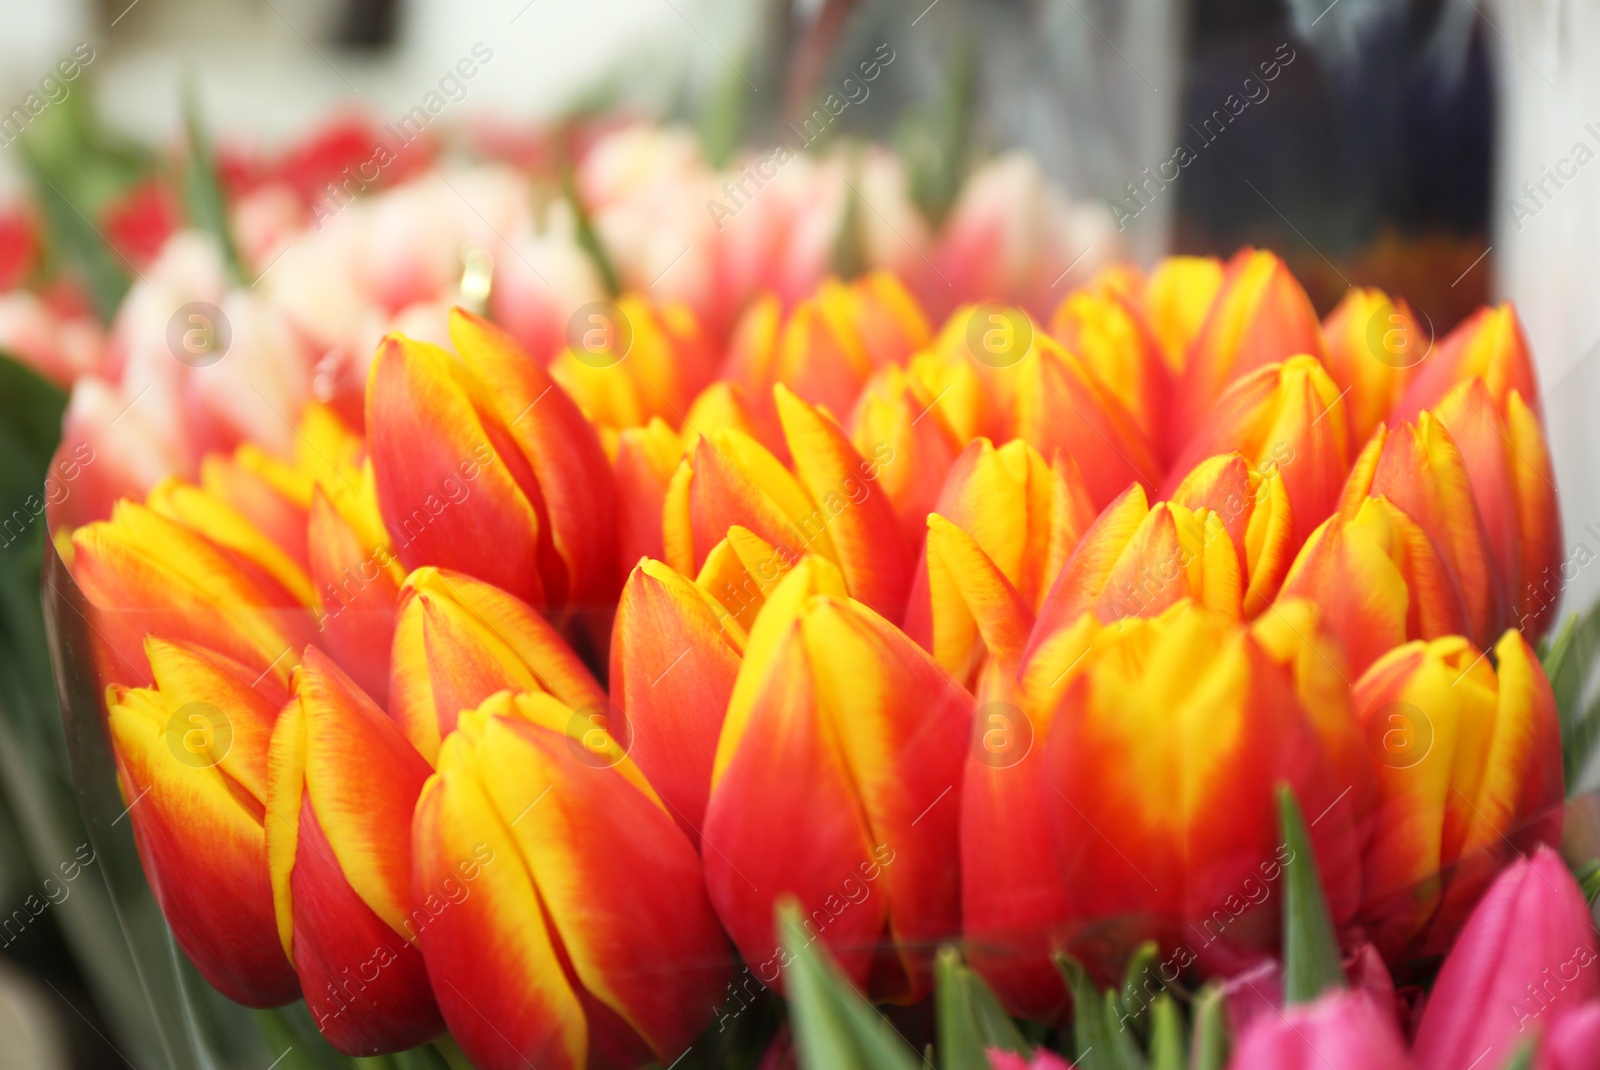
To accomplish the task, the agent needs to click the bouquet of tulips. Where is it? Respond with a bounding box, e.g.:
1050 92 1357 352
32 120 1600 1068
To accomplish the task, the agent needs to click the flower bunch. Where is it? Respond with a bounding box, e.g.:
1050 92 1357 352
54 240 1572 1068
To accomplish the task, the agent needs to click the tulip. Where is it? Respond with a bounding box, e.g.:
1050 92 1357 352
1412 848 1597 1070
611 416 685 567
266 647 441 1055
1351 631 1563 959
413 690 730 1070
1007 330 1162 509
105 637 299 1007
1141 254 1223 374
1541 1004 1600 1070
1340 415 1503 645
1276 496 1470 675
663 386 911 620
1027 484 1246 638
702 556 971 1003
848 364 963 549
1431 378 1562 639
366 310 618 619
986 1049 1074 1070
693 524 793 635
904 438 1095 679
611 557 745 841
1169 451 1295 616
548 296 716 432
1043 601 1362 962
1166 355 1350 551
70 500 318 686
1229 990 1415 1070
307 481 403 704
1222 939 1398 1037
388 567 606 765
1321 288 1424 445
1049 278 1171 459
1393 303 1541 424
1175 248 1326 443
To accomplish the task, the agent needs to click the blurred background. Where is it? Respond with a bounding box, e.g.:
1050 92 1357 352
0 0 1595 1065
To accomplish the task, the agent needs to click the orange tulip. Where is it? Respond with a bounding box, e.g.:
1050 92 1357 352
1050 279 1172 460
1340 416 1502 645
387 567 606 766
1043 601 1362 966
1393 303 1540 423
1352 629 1563 958
702 557 970 1003
1277 496 1471 675
1175 248 1326 443
548 297 716 432
366 310 618 620
1321 287 1424 445
1141 254 1223 374
266 648 441 1055
1166 355 1351 550
413 691 729 1070
611 557 744 841
106 637 299 1007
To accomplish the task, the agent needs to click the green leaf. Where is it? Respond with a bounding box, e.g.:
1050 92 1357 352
1188 985 1229 1070
182 78 245 286
18 143 131 322
1574 858 1600 906
1118 940 1159 1040
779 900 921 1070
934 945 1027 1069
1145 995 1185 1070
893 43 976 227
1100 989 1148 1070
562 168 622 298
1498 1038 1537 1070
1541 602 1600 790
1278 784 1346 1004
1057 954 1140 1070
830 150 866 281
698 49 751 168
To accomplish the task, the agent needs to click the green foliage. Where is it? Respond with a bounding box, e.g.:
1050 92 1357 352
563 168 623 298
1187 985 1229 1070
893 45 975 227
1540 607 1600 790
182 78 245 286
1277 784 1346 1004
934 946 1027 1069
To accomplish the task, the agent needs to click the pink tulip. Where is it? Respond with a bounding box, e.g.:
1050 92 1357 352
1541 1002 1600 1069
1223 941 1398 1036
1230 990 1416 1069
1413 847 1600 1070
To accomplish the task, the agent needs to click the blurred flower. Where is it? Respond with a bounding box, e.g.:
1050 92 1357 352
1321 287 1424 445
414 690 728 1070
1411 847 1597 1070
1229 990 1415 1070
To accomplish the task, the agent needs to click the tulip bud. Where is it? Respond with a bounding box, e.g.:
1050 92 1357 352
1541 1004 1600 1070
1028 484 1244 637
1352 631 1564 958
413 691 730 1070
1431 379 1562 639
548 297 716 432
1322 288 1424 445
1166 355 1350 550
366 309 618 620
1169 451 1294 615
1277 496 1471 675
1044 601 1362 962
1412 848 1596 1070
1394 303 1541 424
703 558 971 1003
71 500 318 685
1048 280 1171 458
1141 254 1223 374
849 365 963 549
1230 990 1416 1070
1340 415 1503 645
307 481 403 703
612 557 744 841
904 439 1095 678
612 416 685 567
106 637 299 1006
388 567 606 765
266 648 442 1055
1176 248 1326 443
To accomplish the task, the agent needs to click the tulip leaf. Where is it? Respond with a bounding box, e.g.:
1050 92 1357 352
778 900 922 1070
1188 984 1229 1070
1498 1038 1537 1070
181 76 245 287
1145 994 1185 1070
1057 954 1146 1070
1574 858 1600 906
1118 940 1159 1040
1101 989 1148 1070
934 945 1028 1069
1277 784 1346 1004
1541 604 1600 791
